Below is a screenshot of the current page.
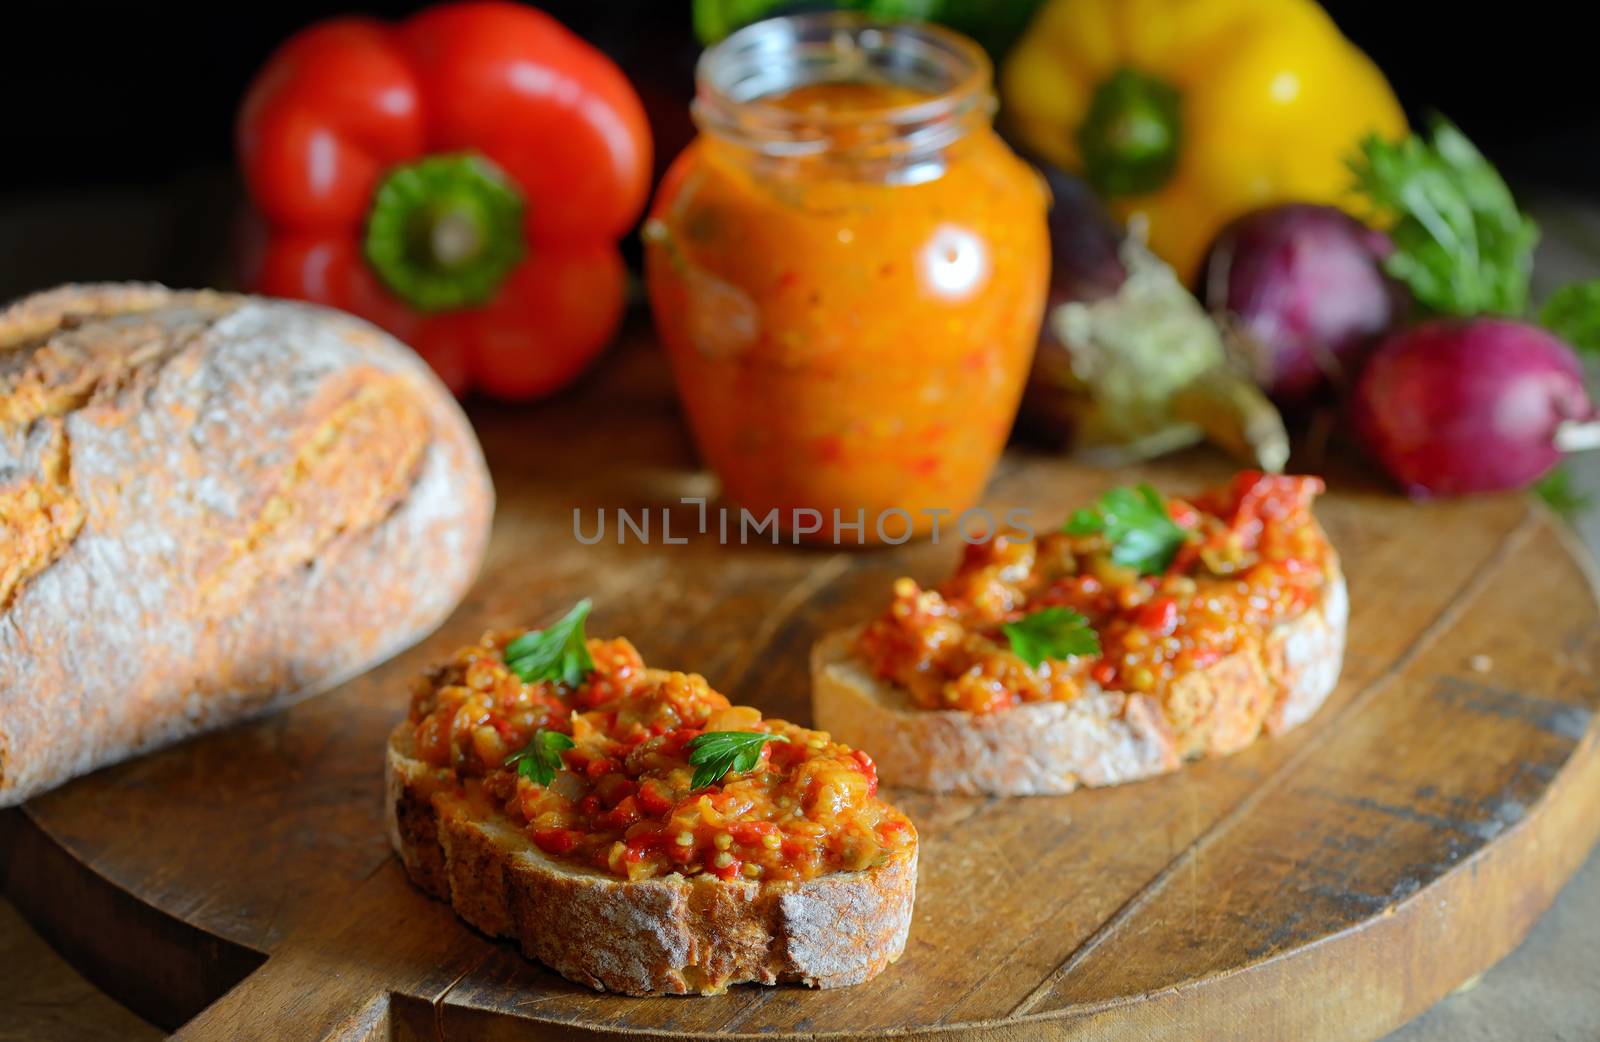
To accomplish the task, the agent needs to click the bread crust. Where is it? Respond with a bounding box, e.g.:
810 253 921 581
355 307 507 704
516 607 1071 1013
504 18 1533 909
1 284 493 805
387 723 917 995
811 559 1347 796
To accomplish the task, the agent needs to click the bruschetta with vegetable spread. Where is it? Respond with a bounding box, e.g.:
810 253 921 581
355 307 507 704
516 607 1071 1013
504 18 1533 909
387 601 917 995
811 473 1347 795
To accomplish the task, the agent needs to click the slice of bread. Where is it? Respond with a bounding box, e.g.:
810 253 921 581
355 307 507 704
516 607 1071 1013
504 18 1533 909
386 722 917 995
811 559 1347 796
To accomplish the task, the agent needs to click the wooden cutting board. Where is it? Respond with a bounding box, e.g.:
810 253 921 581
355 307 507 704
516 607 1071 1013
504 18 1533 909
5 335 1598 1042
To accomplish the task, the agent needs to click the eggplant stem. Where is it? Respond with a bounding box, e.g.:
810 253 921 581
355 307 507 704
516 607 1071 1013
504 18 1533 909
1555 419 1600 453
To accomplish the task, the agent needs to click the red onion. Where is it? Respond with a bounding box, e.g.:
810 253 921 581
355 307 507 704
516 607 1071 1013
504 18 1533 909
1201 204 1405 402
1352 318 1599 497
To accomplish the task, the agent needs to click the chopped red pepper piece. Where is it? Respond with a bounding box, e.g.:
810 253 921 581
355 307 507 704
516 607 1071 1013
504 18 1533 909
598 795 642 831
1136 596 1179 636
851 749 879 797
636 781 674 816
531 827 578 855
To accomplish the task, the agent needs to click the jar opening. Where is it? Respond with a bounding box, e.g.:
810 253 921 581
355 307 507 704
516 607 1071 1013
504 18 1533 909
694 13 993 171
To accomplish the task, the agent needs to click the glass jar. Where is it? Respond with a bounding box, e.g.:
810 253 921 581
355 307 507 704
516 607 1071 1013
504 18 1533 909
644 13 1049 544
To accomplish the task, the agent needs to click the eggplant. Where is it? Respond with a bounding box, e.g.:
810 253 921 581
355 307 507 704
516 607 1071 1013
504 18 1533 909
1020 162 1289 472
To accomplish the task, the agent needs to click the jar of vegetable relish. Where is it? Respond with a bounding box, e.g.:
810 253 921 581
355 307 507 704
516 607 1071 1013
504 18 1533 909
644 14 1049 544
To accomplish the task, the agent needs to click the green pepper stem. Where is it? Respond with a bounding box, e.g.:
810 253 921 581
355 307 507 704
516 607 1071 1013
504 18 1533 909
1077 68 1183 198
428 206 486 269
363 154 526 313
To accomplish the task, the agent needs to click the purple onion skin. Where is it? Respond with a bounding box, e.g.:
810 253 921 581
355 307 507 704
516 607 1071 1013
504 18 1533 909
1353 318 1594 498
1200 204 1406 402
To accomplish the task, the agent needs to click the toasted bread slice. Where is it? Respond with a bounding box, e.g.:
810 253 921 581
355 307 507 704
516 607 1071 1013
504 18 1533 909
386 720 917 995
811 561 1347 796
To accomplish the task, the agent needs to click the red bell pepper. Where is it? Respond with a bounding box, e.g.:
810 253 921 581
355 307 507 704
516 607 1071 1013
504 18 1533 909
238 2 652 399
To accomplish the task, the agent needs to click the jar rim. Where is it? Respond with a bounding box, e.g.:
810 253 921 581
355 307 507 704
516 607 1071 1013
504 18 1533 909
694 12 993 162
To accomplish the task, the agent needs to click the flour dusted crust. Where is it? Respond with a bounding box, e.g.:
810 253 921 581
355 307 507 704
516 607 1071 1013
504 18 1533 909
386 722 918 995
0 284 493 805
811 559 1347 796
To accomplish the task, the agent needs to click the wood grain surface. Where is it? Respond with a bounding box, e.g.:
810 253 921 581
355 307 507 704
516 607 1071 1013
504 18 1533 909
3 330 1597 1042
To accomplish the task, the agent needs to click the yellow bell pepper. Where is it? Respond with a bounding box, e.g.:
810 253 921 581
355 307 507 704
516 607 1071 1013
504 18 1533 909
1002 0 1406 280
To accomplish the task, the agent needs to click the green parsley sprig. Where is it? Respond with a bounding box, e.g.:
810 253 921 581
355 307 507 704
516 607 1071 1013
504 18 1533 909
1064 483 1188 575
687 731 787 790
1002 607 1101 667
504 599 595 687
1349 117 1538 318
504 728 575 786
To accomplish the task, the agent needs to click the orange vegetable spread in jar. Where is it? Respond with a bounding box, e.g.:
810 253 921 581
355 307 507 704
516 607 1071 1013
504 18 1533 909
857 473 1334 713
645 14 1049 543
408 616 914 883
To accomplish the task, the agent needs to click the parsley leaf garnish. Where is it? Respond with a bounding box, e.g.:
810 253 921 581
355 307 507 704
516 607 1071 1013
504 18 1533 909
1539 281 1600 355
1002 607 1101 667
503 599 595 687
687 731 788 790
1064 483 1188 574
504 728 575 786
1349 117 1538 318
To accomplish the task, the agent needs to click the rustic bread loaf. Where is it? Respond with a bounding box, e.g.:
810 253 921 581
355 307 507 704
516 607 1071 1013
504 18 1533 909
386 720 918 995
0 284 493 805
811 560 1347 796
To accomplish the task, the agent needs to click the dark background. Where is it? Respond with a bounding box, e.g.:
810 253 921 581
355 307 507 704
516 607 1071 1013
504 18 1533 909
0 1 1592 294
0 2 1592 194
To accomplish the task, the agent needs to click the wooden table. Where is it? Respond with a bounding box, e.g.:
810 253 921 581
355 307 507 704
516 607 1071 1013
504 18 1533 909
2 189 1598 1042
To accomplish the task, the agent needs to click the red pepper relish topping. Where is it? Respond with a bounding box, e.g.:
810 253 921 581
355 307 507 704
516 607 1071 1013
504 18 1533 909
410 633 914 882
857 472 1332 713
